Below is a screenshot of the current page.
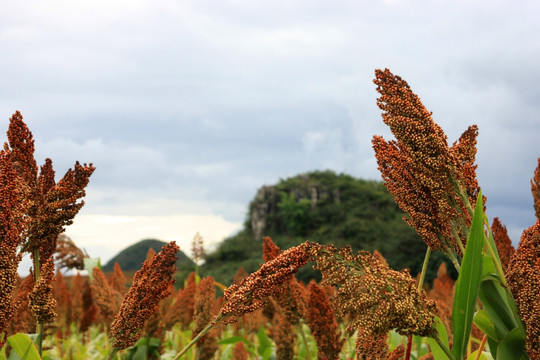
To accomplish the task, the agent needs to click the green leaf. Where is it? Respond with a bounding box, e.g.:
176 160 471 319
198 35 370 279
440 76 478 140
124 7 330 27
83 258 101 280
496 328 528 360
426 317 451 360
218 336 253 346
466 350 492 360
452 193 485 360
257 326 272 357
478 279 516 338
7 334 41 360
473 310 498 341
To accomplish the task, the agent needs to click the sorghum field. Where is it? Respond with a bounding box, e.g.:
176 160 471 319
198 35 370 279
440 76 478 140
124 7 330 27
1 69 539 360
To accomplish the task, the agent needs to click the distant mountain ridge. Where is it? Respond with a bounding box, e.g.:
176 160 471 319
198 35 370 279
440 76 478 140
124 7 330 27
102 238 195 272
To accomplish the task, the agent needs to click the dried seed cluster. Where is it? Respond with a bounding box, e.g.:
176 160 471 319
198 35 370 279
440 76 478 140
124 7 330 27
507 221 540 359
491 217 515 272
109 241 178 350
309 243 437 342
220 242 310 323
372 69 481 257
532 157 540 221
0 147 25 346
28 259 57 323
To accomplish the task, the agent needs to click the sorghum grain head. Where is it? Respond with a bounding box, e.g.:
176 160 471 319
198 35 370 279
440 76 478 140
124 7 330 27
109 241 178 350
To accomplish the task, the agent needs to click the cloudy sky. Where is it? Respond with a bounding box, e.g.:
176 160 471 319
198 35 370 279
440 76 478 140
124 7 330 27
2 0 539 266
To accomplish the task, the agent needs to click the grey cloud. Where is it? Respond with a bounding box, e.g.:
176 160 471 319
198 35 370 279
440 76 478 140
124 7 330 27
2 0 539 246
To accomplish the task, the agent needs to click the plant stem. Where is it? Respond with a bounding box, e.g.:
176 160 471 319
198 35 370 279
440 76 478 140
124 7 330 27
172 321 216 360
106 348 119 360
36 321 44 355
474 335 487 360
32 248 46 357
418 247 431 291
433 335 456 360
298 322 312 360
406 246 432 360
405 335 413 360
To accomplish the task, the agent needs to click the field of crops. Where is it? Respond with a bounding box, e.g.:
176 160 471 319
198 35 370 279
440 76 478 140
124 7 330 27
1 69 539 360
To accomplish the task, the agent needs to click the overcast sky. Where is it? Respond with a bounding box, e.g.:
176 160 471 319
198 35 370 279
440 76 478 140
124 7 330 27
2 0 539 266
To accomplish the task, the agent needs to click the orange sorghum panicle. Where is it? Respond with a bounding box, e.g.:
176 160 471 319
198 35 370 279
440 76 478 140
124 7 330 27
91 267 122 326
532 157 540 221
220 242 310 324
263 237 307 325
6 111 95 266
233 341 249 360
427 262 455 339
506 221 540 359
55 233 89 271
54 270 73 327
372 69 481 257
0 147 26 346
270 312 295 360
6 111 38 187
173 272 197 330
28 258 57 323
306 280 344 360
263 235 281 262
193 276 220 360
309 243 437 340
9 275 35 335
108 262 127 295
355 330 389 360
109 241 178 350
491 217 515 272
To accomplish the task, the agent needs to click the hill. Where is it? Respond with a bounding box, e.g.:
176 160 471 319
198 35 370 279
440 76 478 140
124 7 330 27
201 170 456 285
102 238 195 272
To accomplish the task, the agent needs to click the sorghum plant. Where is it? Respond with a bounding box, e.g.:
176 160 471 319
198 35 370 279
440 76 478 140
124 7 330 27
532 157 540 220
28 258 57 324
270 312 296 360
90 267 122 326
107 241 179 359
263 237 307 327
55 233 89 271
371 69 530 360
308 243 437 356
108 262 127 295
0 147 26 347
491 217 515 272
507 221 540 358
172 242 311 359
192 276 220 360
219 242 311 323
306 280 344 360
5 111 95 354
372 69 481 264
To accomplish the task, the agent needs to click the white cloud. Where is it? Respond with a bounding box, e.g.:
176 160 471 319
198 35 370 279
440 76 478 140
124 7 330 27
64 213 242 264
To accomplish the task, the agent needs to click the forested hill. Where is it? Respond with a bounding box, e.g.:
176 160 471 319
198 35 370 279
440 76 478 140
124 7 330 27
102 238 195 272
201 170 455 285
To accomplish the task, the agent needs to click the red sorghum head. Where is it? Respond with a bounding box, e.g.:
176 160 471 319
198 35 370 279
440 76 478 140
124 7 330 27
108 241 178 350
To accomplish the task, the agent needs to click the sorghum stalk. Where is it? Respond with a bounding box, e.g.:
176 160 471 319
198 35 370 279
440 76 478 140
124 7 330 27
297 321 312 360
406 246 432 360
172 319 221 360
173 242 311 359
